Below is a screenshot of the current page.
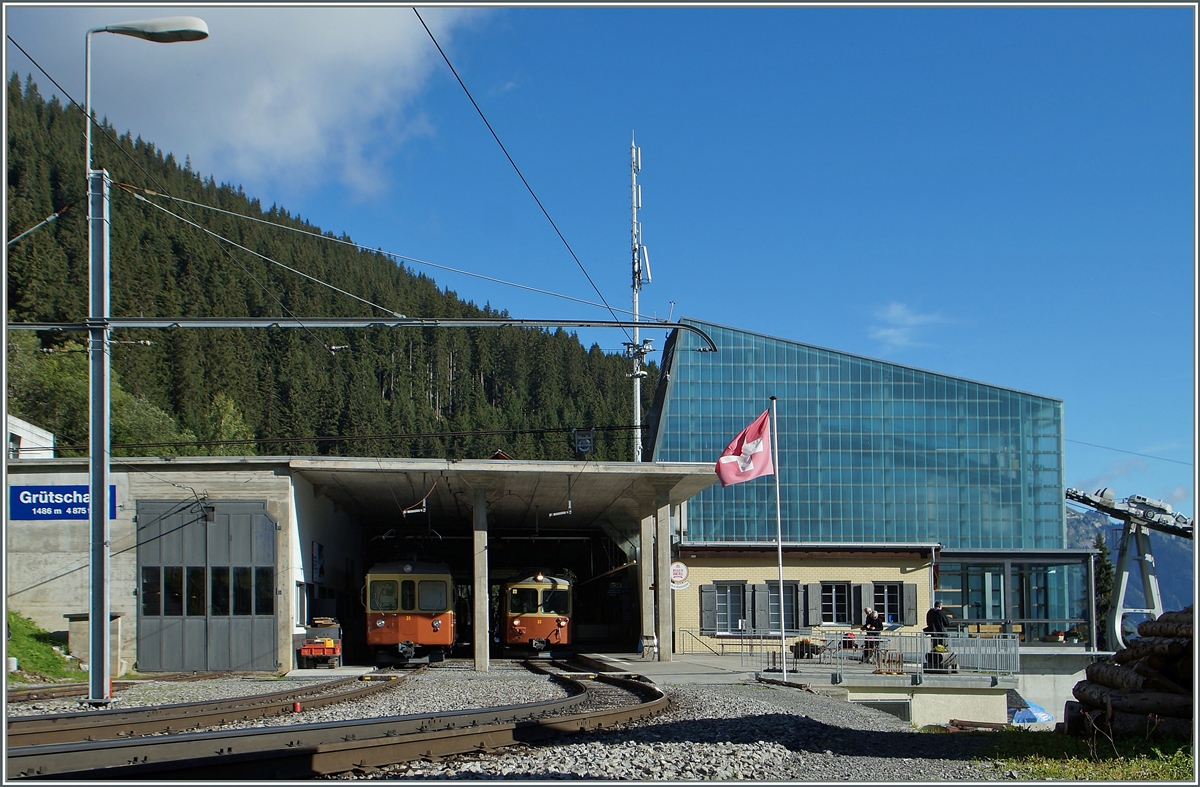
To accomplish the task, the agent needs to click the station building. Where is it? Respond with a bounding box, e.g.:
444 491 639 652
644 318 1096 652
6 457 713 675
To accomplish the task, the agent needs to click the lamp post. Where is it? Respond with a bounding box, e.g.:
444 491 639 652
85 16 207 704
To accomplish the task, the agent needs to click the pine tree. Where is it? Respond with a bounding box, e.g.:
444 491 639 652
1093 532 1114 650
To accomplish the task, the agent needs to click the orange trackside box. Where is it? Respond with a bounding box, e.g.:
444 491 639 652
300 638 341 657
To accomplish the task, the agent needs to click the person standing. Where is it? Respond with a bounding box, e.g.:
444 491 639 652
861 608 883 663
925 601 952 648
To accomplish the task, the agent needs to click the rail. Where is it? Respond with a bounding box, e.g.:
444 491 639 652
8 662 665 779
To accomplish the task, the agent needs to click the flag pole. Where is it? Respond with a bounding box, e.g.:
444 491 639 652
770 396 785 683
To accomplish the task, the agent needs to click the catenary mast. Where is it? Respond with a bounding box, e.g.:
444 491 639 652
627 136 652 461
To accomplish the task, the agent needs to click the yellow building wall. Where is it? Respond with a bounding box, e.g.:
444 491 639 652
672 554 932 653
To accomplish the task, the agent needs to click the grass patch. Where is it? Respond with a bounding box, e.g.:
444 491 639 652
6 609 88 682
976 727 1193 781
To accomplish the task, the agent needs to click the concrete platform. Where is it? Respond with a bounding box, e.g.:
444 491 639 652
576 652 760 685
286 665 376 679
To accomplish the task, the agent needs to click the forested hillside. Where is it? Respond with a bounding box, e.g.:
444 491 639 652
6 75 655 460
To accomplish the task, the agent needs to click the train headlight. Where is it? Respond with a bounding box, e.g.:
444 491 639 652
375 618 385 627
511 619 520 627
432 619 442 631
557 618 567 627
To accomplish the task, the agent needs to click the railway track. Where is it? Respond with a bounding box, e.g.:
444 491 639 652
6 671 233 703
7 660 668 779
6 669 416 748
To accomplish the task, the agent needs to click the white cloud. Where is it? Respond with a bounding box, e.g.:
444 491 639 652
1073 458 1149 495
1160 485 1193 510
5 6 490 201
868 301 946 352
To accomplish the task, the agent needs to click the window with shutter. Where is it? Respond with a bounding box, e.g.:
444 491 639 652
872 583 902 623
700 585 716 635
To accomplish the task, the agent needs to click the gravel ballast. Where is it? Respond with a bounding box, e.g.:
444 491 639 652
8 664 1021 780
335 681 1014 781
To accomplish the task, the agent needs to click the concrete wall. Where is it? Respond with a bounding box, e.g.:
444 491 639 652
7 462 300 672
288 473 362 624
1017 651 1095 723
6 468 125 650
845 671 1015 727
673 553 932 653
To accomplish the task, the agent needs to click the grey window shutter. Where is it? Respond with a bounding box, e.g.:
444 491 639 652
751 584 770 633
700 585 716 635
903 583 918 626
806 583 821 626
854 584 871 625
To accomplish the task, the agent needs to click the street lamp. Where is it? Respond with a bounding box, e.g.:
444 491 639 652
85 15 207 704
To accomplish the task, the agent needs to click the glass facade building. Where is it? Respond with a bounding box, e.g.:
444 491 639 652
647 319 1065 548
647 319 1090 639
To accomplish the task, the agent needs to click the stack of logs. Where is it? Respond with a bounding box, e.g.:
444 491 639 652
1062 607 1192 739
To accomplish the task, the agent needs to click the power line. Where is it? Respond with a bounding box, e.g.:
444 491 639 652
1064 439 1193 467
123 186 405 318
124 184 664 322
412 8 631 343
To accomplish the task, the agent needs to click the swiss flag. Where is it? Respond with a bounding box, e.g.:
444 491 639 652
715 410 774 487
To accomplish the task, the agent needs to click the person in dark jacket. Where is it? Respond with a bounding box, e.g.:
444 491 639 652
925 601 952 647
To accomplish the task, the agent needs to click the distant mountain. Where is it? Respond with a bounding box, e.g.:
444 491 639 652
1066 506 1194 613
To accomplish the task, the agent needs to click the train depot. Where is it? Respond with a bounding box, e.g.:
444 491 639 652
6 455 715 674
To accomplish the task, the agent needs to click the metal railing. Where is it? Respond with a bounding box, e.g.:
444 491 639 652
680 628 1020 680
818 631 1020 679
676 628 721 655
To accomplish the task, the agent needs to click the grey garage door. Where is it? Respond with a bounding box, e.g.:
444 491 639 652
136 500 278 671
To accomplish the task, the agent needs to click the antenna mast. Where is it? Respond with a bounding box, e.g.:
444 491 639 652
627 135 652 461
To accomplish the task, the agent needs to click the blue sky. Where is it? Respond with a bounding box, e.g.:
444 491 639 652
5 4 1195 517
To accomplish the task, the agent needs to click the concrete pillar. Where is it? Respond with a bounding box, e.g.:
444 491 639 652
472 486 489 672
654 494 673 662
638 513 656 659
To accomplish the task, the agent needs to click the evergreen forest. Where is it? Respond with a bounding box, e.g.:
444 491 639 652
6 74 657 460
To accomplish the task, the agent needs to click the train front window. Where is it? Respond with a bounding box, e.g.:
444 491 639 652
401 580 416 610
371 580 398 611
418 580 447 611
510 588 538 614
541 589 569 615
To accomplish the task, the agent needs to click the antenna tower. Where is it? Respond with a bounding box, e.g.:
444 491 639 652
626 135 652 461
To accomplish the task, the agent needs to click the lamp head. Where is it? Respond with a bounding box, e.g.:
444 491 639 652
102 16 209 43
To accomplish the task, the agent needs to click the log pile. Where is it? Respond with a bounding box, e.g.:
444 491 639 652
1062 607 1193 740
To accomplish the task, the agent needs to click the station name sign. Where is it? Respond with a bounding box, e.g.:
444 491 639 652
9 485 117 520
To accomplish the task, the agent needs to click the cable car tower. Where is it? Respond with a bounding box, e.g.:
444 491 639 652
626 136 652 461
1065 487 1193 649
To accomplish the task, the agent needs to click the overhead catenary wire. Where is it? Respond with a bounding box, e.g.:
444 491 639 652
412 8 632 343
122 184 666 322
122 186 405 318
1064 439 1192 467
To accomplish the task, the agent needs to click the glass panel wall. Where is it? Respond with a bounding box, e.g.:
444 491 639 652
935 560 1090 642
649 319 1065 550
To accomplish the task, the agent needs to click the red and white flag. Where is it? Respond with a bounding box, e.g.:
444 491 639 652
715 410 774 487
